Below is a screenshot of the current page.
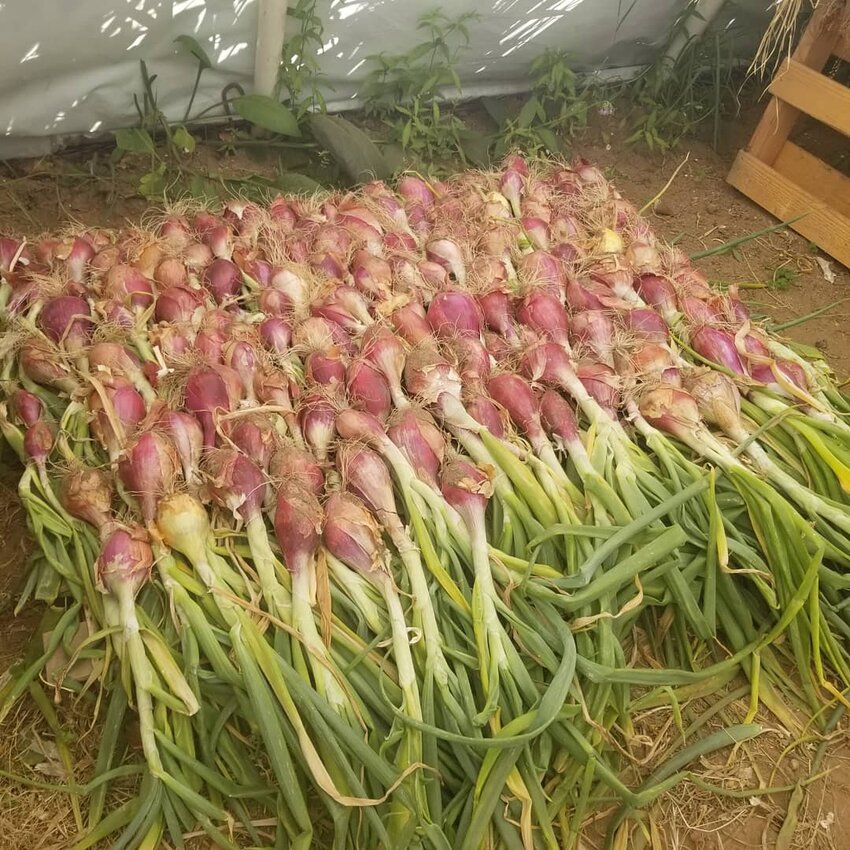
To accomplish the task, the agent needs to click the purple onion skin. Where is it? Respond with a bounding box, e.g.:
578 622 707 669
118 432 179 524
691 327 747 377
427 290 483 339
466 396 505 438
39 295 94 350
322 492 381 574
346 359 393 421
10 390 43 428
24 421 54 466
274 481 323 576
184 368 233 449
539 390 580 444
97 525 154 597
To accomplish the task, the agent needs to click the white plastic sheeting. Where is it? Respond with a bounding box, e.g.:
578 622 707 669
0 0 763 157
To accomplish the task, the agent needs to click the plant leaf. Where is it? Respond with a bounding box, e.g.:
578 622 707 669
232 95 301 137
113 128 155 154
517 96 540 129
172 126 196 154
309 114 391 184
457 129 492 167
536 127 562 154
275 172 324 194
480 97 509 129
174 35 213 70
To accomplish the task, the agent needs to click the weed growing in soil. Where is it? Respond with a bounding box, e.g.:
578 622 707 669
359 10 479 164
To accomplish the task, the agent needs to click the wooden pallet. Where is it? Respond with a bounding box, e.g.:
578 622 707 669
727 9 850 268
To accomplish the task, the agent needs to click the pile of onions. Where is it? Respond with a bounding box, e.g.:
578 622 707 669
1 156 849 850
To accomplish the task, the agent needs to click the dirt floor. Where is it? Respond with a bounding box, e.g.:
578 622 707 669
2 102 850 848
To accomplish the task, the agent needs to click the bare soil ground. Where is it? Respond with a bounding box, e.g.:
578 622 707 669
1 103 850 849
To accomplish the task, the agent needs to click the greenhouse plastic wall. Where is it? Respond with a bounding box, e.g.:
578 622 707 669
0 0 767 158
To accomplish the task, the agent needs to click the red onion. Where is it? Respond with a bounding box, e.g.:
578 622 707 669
312 285 373 334
478 289 518 342
101 300 136 329
226 416 275 472
570 311 615 365
426 238 466 285
60 465 113 533
397 176 435 208
19 341 79 394
427 289 483 339
488 373 547 447
539 389 580 446
195 329 227 364
362 325 407 408
619 307 669 342
270 445 325 496
159 410 204 485
499 168 524 216
310 252 347 280
519 251 565 299
155 286 201 324
635 273 677 317
389 302 433 345
89 379 146 459
691 327 747 376
258 288 292 318
269 268 308 313
347 358 392 420
154 257 189 289
274 481 323 577
118 431 179 523
387 409 445 489
440 459 491 525
259 317 292 354
639 386 703 444
184 367 234 448
306 350 347 386
616 344 681 386
183 241 214 271
203 259 241 305
466 396 505 438
206 449 267 522
337 443 397 518
323 493 384 576
57 237 95 282
10 389 43 428
39 295 93 351
576 362 620 414
223 340 259 403
297 394 337 461
294 316 355 355
523 217 549 250
24 421 54 467
351 251 393 300
0 237 29 273
516 289 570 346
97 524 153 597
684 369 743 435
680 296 722 326
160 215 192 249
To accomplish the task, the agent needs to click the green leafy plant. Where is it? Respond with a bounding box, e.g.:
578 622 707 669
623 11 745 152
360 9 480 164
767 264 799 291
493 49 593 158
277 0 328 119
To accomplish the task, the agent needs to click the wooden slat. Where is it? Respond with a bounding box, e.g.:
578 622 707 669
746 7 839 165
769 59 850 137
774 141 850 219
727 150 850 269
